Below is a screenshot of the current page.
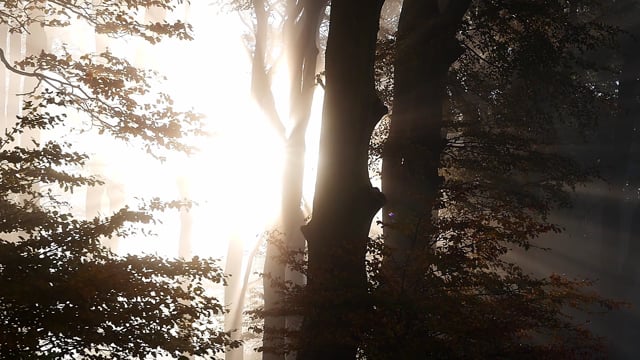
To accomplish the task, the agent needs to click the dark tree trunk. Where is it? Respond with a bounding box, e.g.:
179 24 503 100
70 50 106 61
598 22 640 275
619 26 640 280
376 2 469 357
298 1 386 359
382 0 470 277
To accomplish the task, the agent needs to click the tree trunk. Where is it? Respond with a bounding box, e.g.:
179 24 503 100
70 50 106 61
261 2 326 359
298 1 386 359
598 21 640 274
177 176 192 259
1 26 7 132
382 0 470 279
619 25 640 280
378 2 470 355
4 31 21 147
250 0 285 357
225 235 245 360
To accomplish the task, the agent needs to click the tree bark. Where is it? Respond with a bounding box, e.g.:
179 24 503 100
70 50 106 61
618 24 640 279
382 0 470 278
298 1 386 359
260 2 326 359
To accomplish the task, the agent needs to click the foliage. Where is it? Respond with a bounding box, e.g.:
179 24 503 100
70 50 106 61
364 0 623 358
0 0 193 43
0 0 204 158
0 111 240 359
0 1 238 358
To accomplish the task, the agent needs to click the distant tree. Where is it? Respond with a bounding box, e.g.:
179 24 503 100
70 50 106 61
0 1 239 358
221 1 328 358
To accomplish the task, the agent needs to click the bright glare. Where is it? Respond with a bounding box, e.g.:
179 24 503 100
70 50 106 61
117 7 288 257
34 3 323 263
63 4 322 259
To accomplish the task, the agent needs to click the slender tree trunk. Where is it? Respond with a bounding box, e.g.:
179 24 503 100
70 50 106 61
1 26 7 131
225 235 245 360
177 176 192 259
249 1 286 357
4 32 21 146
382 0 470 278
259 2 326 359
282 3 326 359
298 1 386 358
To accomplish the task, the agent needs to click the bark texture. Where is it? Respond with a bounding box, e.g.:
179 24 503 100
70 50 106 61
298 1 386 359
382 0 470 274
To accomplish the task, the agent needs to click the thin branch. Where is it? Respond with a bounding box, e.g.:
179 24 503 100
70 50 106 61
460 39 501 69
0 48 44 79
250 0 286 140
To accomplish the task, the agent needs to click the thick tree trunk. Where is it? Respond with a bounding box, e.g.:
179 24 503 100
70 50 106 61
618 26 640 279
601 23 640 276
382 0 470 278
377 3 469 355
298 1 386 359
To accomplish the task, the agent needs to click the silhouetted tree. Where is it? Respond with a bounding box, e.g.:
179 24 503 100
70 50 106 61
294 0 621 359
297 1 387 358
0 1 238 358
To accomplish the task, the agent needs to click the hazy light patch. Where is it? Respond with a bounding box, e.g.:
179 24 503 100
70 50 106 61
119 5 286 258
35 4 309 262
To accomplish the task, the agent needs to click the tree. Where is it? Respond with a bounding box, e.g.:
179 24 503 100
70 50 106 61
254 1 327 358
0 1 239 358
222 1 328 358
291 0 622 358
297 1 387 358
371 0 622 358
382 0 470 275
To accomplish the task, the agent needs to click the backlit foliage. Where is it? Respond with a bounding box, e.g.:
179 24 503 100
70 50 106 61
0 1 237 358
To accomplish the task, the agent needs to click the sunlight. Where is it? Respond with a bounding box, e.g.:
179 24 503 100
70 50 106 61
49 4 291 259
132 5 288 257
41 3 319 262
